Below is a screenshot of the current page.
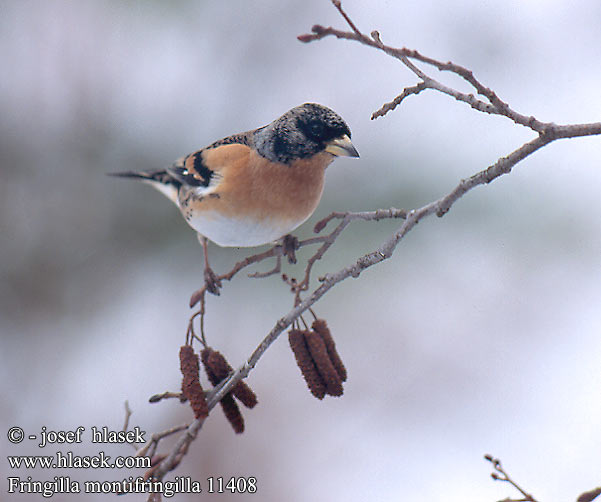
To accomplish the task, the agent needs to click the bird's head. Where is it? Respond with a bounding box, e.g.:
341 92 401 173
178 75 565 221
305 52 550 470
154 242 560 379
254 103 359 163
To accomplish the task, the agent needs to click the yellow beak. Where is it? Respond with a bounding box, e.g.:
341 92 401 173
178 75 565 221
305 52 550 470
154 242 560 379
325 134 360 158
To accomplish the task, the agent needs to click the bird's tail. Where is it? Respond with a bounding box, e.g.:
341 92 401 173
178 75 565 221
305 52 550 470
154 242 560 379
108 170 181 204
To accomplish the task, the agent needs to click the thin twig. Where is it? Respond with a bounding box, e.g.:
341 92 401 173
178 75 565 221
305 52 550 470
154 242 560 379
485 454 538 502
331 0 361 36
249 254 282 278
136 423 189 459
122 400 132 432
121 401 135 451
371 82 428 119
148 391 184 403
298 2 601 134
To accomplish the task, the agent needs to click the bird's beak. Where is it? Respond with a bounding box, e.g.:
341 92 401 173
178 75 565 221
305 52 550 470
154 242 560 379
325 134 360 158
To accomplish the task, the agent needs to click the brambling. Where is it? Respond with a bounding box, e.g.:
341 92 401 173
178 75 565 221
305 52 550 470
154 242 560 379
111 103 359 292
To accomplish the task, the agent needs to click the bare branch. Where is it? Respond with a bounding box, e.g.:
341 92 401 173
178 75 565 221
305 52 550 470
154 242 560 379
121 400 132 433
121 401 136 452
331 0 361 36
485 455 538 502
148 391 184 403
371 82 428 119
145 0 601 486
135 423 189 460
298 11 601 135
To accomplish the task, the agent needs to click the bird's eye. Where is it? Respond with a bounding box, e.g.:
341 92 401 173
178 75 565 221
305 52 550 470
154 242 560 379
304 121 324 140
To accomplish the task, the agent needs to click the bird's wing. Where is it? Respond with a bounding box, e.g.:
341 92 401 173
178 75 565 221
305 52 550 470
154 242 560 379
167 131 254 191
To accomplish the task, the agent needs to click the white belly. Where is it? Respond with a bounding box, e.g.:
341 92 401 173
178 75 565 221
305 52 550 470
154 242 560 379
186 211 307 247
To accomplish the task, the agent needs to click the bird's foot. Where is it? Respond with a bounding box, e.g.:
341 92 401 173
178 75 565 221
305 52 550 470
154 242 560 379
204 266 222 296
282 234 299 264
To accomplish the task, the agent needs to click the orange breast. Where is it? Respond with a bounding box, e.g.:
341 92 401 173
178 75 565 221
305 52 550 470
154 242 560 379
202 147 332 224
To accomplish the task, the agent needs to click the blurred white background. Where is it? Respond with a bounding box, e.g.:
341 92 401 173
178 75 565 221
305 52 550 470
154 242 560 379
1 1 600 501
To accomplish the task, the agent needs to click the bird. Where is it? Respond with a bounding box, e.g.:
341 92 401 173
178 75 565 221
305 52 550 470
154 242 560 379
110 103 359 294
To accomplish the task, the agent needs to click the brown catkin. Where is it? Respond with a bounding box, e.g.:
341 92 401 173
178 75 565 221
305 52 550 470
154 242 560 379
305 330 344 397
231 380 258 409
200 347 255 433
200 347 220 385
210 351 257 409
206 348 230 381
179 346 209 419
312 319 347 382
202 348 258 408
219 393 245 434
288 329 327 399
577 488 601 502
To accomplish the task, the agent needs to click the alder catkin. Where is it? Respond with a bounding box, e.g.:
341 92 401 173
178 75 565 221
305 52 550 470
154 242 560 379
219 394 245 434
312 319 347 382
179 345 209 419
206 348 230 380
231 380 258 409
203 348 258 408
304 330 344 397
200 347 219 385
200 347 256 433
288 329 327 399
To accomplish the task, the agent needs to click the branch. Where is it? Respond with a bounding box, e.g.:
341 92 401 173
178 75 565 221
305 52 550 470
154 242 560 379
136 423 189 460
299 0 601 135
485 455 538 502
485 454 601 502
146 0 601 487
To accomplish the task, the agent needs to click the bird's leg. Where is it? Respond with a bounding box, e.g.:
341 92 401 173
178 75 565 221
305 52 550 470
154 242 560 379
198 234 221 296
282 234 299 264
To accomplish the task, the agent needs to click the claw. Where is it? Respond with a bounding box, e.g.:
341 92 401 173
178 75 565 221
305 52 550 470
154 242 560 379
282 234 299 264
193 234 222 299
204 266 222 296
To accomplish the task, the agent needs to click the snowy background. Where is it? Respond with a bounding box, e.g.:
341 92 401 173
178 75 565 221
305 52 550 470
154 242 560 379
2 1 600 500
